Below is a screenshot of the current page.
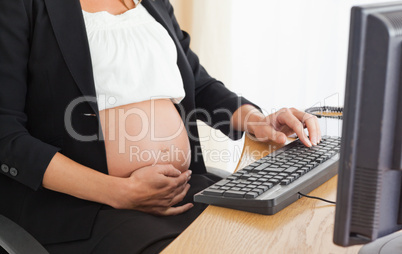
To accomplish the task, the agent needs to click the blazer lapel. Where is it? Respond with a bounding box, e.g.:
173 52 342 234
142 0 177 42
44 0 98 114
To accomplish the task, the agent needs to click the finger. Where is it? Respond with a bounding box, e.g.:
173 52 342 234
300 112 319 145
267 125 287 144
146 182 188 207
173 170 192 188
168 180 188 201
255 121 287 144
163 203 194 216
157 164 182 177
290 109 321 145
169 183 191 206
277 109 312 147
162 183 190 207
318 124 322 143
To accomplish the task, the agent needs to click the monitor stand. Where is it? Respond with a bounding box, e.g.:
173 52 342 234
358 231 402 254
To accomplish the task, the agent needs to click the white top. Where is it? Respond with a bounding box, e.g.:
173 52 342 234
82 4 185 111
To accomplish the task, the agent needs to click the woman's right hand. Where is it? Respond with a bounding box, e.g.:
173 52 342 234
113 164 193 216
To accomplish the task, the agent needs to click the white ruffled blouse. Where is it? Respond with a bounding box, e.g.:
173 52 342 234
82 3 185 111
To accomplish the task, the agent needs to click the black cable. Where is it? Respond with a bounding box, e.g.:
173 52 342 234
297 192 336 205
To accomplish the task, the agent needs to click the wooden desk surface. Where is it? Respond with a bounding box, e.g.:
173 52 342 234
162 134 362 254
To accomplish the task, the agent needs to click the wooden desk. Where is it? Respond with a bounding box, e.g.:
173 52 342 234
162 134 362 254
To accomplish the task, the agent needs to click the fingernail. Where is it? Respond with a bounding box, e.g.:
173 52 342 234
312 137 317 146
187 170 192 176
307 139 312 147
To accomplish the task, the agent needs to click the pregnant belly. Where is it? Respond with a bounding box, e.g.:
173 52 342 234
99 99 191 177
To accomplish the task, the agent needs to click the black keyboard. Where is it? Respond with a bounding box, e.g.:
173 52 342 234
194 136 341 215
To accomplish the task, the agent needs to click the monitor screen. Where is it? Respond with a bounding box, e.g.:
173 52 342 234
333 2 402 247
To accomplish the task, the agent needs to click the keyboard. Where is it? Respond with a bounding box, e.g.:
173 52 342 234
194 136 341 215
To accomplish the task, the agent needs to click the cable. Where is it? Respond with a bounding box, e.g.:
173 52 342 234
297 192 336 205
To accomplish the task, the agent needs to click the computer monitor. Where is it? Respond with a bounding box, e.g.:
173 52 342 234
333 2 402 247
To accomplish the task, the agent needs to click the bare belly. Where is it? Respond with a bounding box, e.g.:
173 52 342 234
99 99 191 177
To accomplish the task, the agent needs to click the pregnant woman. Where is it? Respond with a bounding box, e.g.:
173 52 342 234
0 0 320 253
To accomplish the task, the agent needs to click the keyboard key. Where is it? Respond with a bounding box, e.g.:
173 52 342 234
305 164 314 170
264 168 284 173
252 188 264 195
291 173 300 179
240 174 252 180
286 176 295 182
232 173 243 178
297 170 306 175
262 182 274 188
280 179 291 185
215 180 230 186
209 185 220 189
241 188 252 192
224 190 246 198
255 163 270 170
203 189 225 196
231 187 241 191
301 167 309 172
268 179 280 184
284 167 298 173
245 192 259 199
257 185 269 192
243 166 254 171
284 162 295 166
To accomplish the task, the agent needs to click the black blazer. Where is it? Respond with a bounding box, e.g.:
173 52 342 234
0 0 254 245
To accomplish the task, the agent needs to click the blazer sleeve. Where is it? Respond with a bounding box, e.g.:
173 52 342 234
0 0 61 190
162 0 260 140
